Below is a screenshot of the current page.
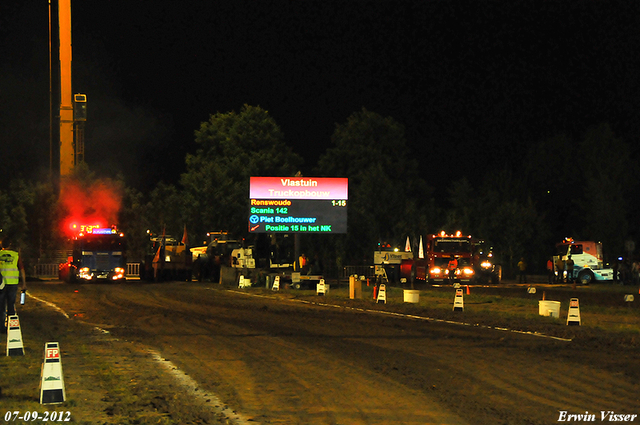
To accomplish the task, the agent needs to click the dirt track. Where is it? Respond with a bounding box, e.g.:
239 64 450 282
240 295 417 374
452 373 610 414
23 281 640 424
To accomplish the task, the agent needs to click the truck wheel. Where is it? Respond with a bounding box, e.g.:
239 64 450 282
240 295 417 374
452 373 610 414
577 269 595 285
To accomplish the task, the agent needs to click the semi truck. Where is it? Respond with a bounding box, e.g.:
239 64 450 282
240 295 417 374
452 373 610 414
401 231 476 284
554 238 614 284
59 226 127 282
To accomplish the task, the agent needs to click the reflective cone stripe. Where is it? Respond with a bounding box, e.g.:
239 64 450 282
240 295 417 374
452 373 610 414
6 315 24 356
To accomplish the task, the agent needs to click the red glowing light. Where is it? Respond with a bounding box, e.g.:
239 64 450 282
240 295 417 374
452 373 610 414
59 178 122 238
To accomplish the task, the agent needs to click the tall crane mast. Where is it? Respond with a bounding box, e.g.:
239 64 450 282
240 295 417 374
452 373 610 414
58 0 74 176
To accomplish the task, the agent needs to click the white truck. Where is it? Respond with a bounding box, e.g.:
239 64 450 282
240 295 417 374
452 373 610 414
554 239 614 284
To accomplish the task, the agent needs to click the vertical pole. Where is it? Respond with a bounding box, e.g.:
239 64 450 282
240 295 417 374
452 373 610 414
49 0 53 181
294 233 300 271
59 0 74 176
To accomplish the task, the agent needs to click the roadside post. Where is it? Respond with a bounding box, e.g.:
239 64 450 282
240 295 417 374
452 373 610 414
317 279 327 296
566 298 581 326
453 288 464 311
376 283 387 304
40 342 66 404
349 275 362 299
6 315 25 356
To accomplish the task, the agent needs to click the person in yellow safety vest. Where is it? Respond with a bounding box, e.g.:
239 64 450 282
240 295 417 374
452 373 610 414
517 257 527 283
0 237 27 334
298 253 308 274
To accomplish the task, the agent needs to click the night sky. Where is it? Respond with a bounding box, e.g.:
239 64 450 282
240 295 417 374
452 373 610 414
3 1 640 194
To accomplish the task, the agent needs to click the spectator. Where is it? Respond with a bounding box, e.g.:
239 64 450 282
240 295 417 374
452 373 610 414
555 257 565 283
517 257 527 283
565 255 574 283
546 258 554 284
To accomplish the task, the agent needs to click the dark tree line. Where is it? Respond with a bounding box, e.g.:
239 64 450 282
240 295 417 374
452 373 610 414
1 105 636 279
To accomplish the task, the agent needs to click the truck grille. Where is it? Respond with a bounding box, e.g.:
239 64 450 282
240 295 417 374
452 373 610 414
96 253 110 271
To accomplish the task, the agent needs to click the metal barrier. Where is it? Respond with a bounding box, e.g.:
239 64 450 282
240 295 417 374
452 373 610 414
32 263 141 278
32 263 59 278
342 265 376 279
127 263 140 277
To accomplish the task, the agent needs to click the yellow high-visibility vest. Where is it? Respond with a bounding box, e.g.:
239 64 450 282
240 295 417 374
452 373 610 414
0 250 20 285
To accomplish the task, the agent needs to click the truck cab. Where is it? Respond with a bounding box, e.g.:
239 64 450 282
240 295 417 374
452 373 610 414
555 239 613 284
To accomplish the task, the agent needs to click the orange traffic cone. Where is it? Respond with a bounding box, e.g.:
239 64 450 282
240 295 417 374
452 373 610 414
367 278 370 287
373 285 378 300
466 285 470 295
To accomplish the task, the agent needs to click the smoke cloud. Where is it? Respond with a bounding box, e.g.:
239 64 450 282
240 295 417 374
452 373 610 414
59 178 123 237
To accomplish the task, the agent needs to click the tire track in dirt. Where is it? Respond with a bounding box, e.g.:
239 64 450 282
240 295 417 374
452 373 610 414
98 286 470 424
29 282 640 425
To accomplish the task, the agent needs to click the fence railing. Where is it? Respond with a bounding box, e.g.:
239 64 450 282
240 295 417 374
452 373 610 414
32 263 59 278
342 265 376 279
34 262 371 281
31 263 141 279
126 263 140 277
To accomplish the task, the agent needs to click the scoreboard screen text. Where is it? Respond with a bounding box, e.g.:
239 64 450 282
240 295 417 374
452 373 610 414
249 177 348 234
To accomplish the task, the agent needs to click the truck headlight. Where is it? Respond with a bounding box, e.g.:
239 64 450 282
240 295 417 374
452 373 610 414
113 267 125 280
79 267 92 280
481 261 492 269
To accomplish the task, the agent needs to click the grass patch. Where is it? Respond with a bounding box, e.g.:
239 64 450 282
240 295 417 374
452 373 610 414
257 282 640 344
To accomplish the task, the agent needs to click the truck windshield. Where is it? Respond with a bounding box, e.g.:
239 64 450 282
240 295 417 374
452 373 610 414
555 244 583 256
433 239 471 253
77 235 125 251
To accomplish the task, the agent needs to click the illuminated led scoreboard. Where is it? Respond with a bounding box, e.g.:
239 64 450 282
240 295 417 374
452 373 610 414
248 177 348 234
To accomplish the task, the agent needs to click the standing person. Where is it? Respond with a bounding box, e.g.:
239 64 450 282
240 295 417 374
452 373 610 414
565 255 575 283
517 257 527 283
555 256 565 283
447 256 458 283
632 259 640 285
0 237 27 333
546 258 555 284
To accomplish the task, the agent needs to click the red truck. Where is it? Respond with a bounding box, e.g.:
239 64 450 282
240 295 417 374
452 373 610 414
401 231 475 284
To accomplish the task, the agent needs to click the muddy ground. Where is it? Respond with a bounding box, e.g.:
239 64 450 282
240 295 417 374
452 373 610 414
4 279 639 424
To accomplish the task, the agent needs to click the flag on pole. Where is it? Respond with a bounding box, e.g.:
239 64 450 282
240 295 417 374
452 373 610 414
153 245 161 263
405 236 411 252
181 225 192 266
181 224 189 246
419 235 424 259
